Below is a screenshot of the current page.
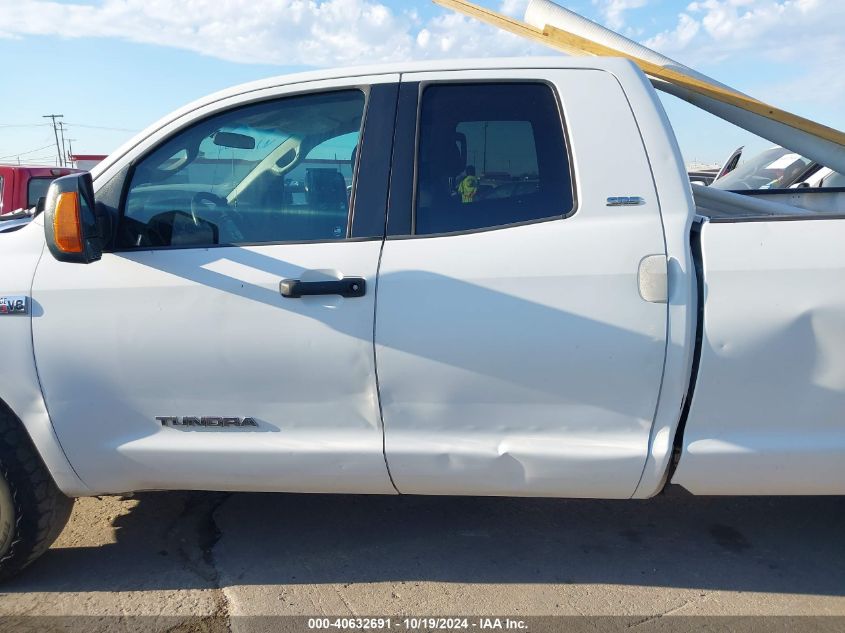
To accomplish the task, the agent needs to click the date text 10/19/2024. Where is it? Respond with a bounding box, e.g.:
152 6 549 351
307 618 528 631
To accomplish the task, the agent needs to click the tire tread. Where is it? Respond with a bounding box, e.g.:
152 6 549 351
0 402 73 582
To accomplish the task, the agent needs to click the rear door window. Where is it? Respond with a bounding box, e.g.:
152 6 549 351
414 83 573 235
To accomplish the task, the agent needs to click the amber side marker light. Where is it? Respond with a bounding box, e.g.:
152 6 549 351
53 192 84 253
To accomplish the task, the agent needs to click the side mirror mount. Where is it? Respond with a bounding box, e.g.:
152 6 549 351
44 173 103 264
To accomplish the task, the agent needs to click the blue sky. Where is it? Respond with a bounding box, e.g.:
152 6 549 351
1 0 842 167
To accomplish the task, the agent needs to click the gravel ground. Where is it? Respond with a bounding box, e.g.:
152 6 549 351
0 492 842 632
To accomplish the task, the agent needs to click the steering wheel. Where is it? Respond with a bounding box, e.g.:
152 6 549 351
190 192 245 242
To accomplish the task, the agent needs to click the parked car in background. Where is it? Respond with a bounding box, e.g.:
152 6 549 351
688 146 744 186
709 147 814 190
0 165 83 215
709 146 845 191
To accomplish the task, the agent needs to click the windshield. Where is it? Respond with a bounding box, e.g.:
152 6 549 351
711 148 813 191
140 128 293 199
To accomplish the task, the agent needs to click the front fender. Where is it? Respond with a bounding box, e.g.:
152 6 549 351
0 219 90 496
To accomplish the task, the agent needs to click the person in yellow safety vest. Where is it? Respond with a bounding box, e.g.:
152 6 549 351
457 165 479 204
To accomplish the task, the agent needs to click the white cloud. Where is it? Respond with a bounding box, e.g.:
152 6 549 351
640 0 845 106
499 0 531 17
592 0 649 31
0 0 544 67
645 0 845 64
644 13 700 52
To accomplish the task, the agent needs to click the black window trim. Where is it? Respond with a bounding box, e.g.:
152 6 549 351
349 82 399 239
108 83 397 253
387 78 579 240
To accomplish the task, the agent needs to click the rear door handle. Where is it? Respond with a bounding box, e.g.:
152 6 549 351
280 277 366 298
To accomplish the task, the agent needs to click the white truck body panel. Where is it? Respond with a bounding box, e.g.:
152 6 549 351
376 68 668 498
29 73 401 495
0 217 33 233
672 219 845 494
0 57 841 498
32 242 394 494
0 220 89 496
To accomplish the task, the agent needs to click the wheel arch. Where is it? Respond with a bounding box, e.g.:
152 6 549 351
0 395 90 498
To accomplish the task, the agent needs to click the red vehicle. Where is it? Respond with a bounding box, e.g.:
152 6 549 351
0 165 83 215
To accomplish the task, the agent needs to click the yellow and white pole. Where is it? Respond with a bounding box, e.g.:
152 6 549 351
433 0 845 175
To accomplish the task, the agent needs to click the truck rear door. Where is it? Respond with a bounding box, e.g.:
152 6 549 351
375 69 670 498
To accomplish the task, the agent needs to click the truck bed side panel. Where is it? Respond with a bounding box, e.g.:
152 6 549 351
672 218 845 494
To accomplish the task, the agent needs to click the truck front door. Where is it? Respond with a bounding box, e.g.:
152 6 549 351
31 77 399 494
376 70 669 498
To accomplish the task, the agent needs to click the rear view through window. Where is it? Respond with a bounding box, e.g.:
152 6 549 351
27 177 55 208
415 83 573 235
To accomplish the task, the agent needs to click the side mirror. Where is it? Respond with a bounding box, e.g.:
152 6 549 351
44 173 103 264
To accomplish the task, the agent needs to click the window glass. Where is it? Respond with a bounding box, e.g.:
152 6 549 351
0 176 4 209
118 90 365 248
821 171 845 188
711 148 814 191
27 177 55 208
415 83 573 235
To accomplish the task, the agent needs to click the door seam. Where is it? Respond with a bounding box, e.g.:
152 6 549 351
372 77 404 494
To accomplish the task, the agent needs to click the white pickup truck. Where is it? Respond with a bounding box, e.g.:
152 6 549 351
1 58 843 580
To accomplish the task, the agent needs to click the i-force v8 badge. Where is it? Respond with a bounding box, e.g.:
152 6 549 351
0 296 28 315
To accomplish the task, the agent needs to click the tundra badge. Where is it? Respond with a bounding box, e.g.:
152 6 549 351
0 296 27 315
157 416 259 428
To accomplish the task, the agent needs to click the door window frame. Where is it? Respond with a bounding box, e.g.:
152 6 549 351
386 78 579 239
105 83 398 252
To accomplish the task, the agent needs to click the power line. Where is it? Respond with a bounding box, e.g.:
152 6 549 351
2 121 137 133
0 143 57 162
0 123 52 129
64 122 139 133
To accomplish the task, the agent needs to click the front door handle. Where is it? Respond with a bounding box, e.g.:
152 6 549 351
280 277 366 299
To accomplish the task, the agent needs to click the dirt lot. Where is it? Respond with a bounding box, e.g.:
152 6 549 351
0 492 842 631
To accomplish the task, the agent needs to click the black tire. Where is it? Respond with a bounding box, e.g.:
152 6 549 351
0 401 74 582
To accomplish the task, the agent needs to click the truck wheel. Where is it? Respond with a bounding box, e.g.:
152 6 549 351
0 404 74 582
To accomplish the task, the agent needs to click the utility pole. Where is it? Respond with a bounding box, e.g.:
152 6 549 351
42 114 64 166
57 122 68 167
66 139 76 167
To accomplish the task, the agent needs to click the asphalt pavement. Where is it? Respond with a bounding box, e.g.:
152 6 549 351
0 491 842 632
